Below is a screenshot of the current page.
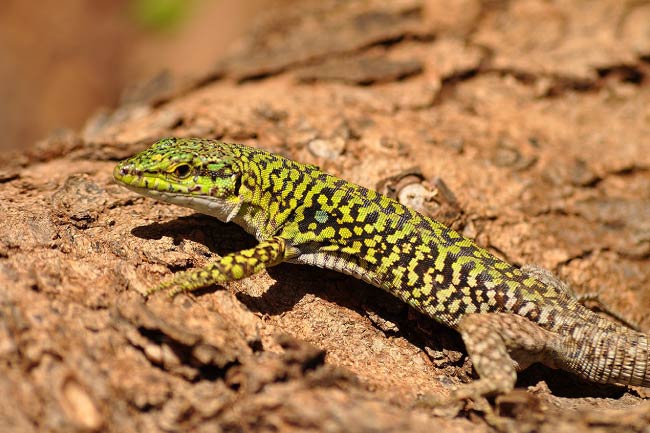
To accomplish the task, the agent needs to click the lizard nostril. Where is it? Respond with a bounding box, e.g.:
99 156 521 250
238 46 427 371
114 163 132 180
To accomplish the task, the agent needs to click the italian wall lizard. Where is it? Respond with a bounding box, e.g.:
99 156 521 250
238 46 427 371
113 137 650 399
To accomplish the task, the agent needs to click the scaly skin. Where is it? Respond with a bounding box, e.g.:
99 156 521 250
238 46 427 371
114 137 650 398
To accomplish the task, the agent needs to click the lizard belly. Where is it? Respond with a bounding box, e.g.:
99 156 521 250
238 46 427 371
290 252 384 288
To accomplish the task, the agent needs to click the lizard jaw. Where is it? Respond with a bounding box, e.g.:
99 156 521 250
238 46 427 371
116 183 242 223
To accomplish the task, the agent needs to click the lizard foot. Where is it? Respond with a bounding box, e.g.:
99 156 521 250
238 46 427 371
145 268 216 299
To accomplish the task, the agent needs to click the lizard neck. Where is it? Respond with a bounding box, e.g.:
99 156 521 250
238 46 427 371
232 153 321 241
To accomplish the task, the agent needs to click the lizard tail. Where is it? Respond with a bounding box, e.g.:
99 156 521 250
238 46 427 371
556 322 650 387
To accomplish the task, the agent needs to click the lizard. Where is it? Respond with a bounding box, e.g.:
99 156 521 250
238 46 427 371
113 137 650 400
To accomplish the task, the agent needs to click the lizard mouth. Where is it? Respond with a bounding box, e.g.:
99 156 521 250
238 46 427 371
113 163 184 196
115 180 230 216
113 166 242 223
113 177 191 207
114 174 198 205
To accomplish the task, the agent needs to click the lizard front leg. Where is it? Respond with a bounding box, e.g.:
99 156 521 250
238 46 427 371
147 236 293 298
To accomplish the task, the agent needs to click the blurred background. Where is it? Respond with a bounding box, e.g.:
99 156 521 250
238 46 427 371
0 0 288 152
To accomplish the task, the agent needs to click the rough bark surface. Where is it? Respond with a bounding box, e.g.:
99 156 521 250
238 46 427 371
2 1 650 432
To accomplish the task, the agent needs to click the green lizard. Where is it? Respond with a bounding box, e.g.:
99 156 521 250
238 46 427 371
114 137 650 399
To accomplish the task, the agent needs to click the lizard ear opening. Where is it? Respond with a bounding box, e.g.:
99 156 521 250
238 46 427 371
233 172 242 196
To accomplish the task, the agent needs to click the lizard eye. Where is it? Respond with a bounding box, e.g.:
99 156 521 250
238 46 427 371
173 164 192 178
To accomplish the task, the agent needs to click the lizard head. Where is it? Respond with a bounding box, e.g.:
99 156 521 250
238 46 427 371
113 137 243 221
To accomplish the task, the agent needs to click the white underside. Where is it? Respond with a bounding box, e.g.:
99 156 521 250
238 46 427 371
291 252 382 287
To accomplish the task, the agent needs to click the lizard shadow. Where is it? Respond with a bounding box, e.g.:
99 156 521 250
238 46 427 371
130 214 259 257
517 365 627 399
131 214 631 401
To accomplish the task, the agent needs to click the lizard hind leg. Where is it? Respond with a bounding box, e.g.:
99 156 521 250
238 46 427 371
450 312 558 400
